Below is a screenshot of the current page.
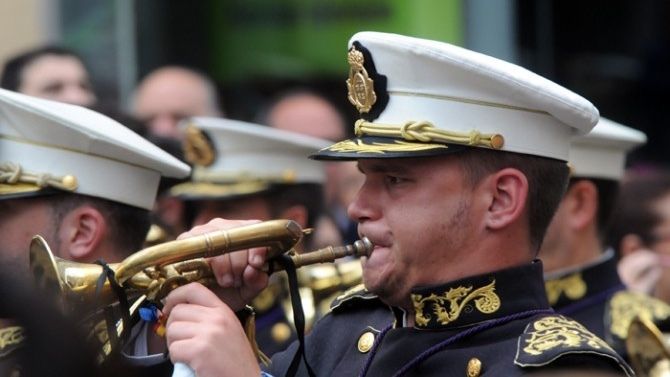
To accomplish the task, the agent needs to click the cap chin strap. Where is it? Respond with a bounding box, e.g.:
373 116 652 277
354 119 505 150
0 162 78 192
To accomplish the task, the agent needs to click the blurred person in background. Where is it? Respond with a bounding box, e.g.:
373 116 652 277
0 45 97 107
538 118 670 361
609 169 670 305
166 117 336 357
131 66 223 140
261 89 363 245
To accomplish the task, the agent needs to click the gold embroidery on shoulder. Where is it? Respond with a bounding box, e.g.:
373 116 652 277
412 280 500 327
0 326 25 353
346 46 377 114
609 291 670 339
544 273 587 306
522 316 613 356
335 283 366 302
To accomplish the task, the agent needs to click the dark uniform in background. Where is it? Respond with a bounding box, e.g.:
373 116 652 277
540 117 670 368
546 252 670 357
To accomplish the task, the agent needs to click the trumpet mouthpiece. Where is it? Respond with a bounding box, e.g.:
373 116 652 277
353 237 373 257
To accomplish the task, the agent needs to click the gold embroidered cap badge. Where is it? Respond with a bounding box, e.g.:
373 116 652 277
347 46 377 114
183 124 216 167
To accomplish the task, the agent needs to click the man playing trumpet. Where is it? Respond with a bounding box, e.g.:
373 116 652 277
161 32 633 376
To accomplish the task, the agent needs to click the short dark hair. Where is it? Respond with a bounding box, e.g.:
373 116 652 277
265 183 325 250
608 171 670 254
458 148 570 252
1 46 88 91
49 194 150 258
266 183 325 230
569 178 619 243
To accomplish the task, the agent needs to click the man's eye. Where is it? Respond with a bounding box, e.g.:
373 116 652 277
385 176 404 185
43 83 63 94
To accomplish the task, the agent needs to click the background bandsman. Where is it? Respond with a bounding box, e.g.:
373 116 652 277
539 117 670 365
0 88 189 376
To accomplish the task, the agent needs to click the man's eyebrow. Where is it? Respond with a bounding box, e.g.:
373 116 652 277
357 161 411 174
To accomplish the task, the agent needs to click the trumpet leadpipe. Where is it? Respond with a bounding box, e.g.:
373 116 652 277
264 237 373 272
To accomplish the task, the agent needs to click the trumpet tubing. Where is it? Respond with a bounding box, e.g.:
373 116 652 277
114 219 304 285
29 219 373 310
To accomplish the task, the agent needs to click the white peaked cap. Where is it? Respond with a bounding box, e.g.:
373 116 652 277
569 117 647 180
0 88 190 209
315 31 599 161
170 117 329 199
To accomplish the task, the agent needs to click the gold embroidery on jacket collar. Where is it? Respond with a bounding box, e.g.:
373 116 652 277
412 280 500 328
544 272 587 306
609 291 670 339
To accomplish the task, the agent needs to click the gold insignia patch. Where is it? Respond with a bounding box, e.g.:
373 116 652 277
0 326 25 357
516 315 634 376
183 124 215 166
329 283 381 312
334 283 367 302
522 316 613 356
544 272 587 306
347 46 377 114
609 291 670 339
412 280 500 328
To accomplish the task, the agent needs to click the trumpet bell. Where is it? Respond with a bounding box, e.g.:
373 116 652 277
30 235 63 299
29 235 124 312
627 316 670 377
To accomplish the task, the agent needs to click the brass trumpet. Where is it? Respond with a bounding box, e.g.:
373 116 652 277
29 219 372 312
627 315 670 377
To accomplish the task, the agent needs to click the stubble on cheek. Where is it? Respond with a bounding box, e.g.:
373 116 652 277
0 252 30 284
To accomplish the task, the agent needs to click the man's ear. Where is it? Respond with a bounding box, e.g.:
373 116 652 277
278 205 308 229
562 180 598 231
484 168 528 230
56 205 107 260
620 233 645 258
